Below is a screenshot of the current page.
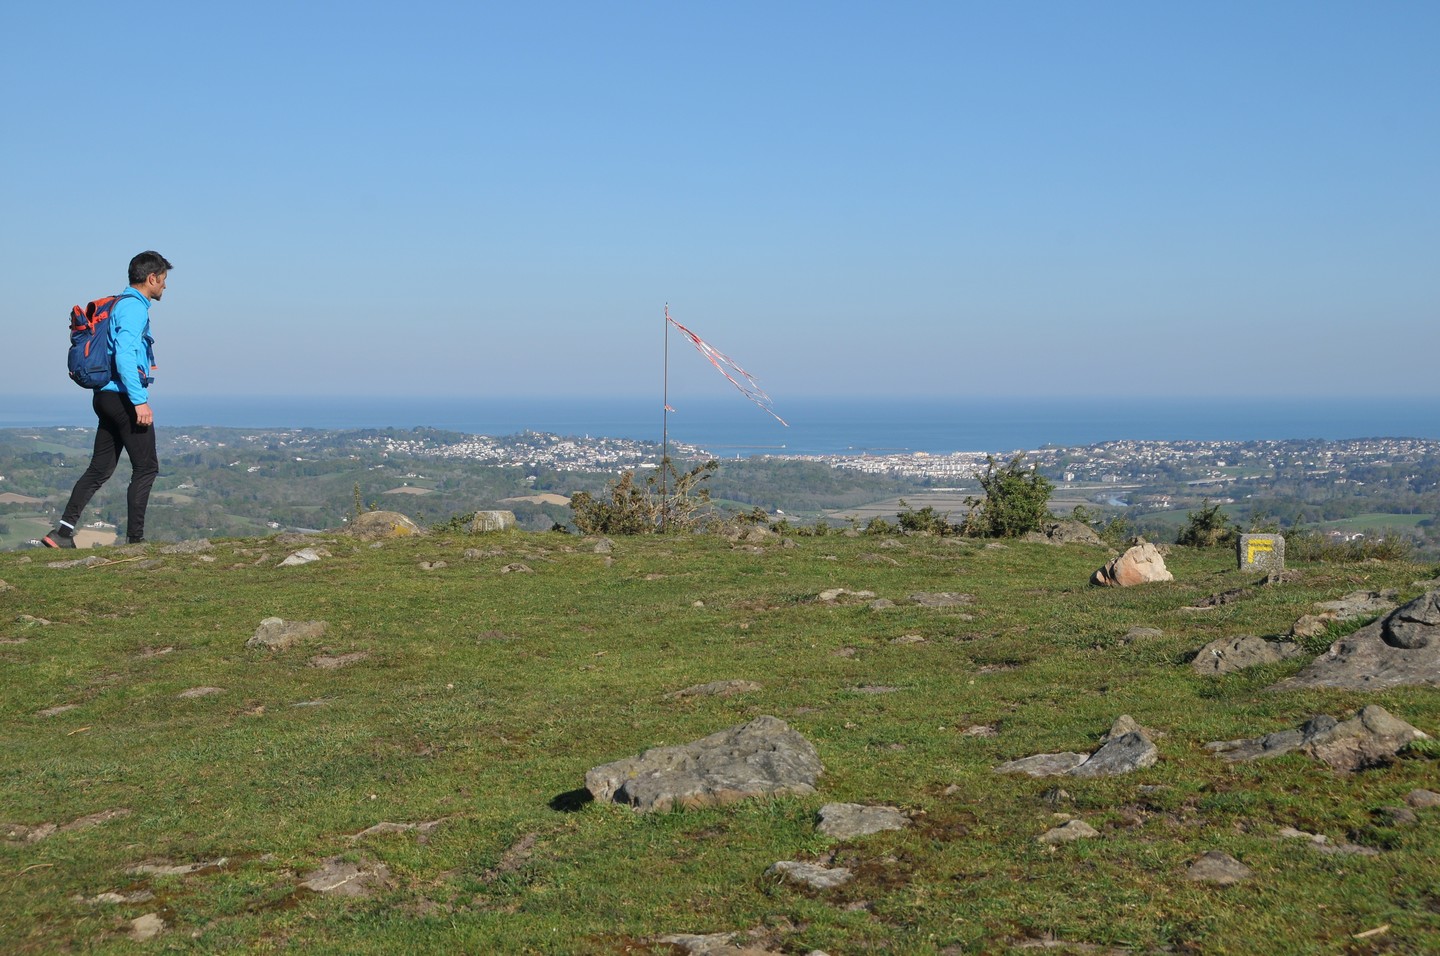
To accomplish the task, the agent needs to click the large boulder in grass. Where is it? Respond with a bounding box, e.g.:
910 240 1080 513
1272 591 1440 692
585 716 822 813
465 510 517 533
1205 705 1429 771
1091 542 1173 587
345 511 425 540
995 715 1159 778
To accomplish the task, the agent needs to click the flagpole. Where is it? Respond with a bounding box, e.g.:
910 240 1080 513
661 303 671 530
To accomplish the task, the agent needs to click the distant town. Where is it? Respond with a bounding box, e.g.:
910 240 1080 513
3 427 1438 554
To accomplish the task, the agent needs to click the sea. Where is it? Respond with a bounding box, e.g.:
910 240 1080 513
5 395 1440 457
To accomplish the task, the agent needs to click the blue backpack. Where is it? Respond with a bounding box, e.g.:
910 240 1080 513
67 290 142 389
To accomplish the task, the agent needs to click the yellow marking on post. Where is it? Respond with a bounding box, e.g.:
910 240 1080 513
1246 539 1275 564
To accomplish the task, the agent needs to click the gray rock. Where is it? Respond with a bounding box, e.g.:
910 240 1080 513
656 931 786 955
345 510 425 540
177 686 223 699
128 857 228 876
1191 635 1304 675
1023 520 1104 546
1382 590 1440 649
996 715 1159 778
309 652 369 669
908 592 975 608
869 598 897 610
47 555 109 569
278 547 325 567
585 716 823 812
1238 533 1285 572
299 857 392 897
765 860 853 890
995 752 1090 777
1039 819 1099 844
1277 826 1379 856
1315 589 1398 620
160 538 213 554
1405 789 1440 809
1272 592 1440 691
1379 806 1418 827
466 510 517 533
1121 627 1163 643
1185 851 1251 884
1206 705 1429 771
665 680 763 700
500 563 534 574
817 588 876 603
593 537 614 554
816 803 910 839
246 617 327 651
130 913 166 941
1067 731 1158 778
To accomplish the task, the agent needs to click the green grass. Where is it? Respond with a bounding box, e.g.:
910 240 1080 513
2 532 1438 953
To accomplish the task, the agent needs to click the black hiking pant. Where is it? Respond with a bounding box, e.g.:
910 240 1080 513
61 390 159 541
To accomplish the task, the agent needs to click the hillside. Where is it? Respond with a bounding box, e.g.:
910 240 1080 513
2 530 1439 953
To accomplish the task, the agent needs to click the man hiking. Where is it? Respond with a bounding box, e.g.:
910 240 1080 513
45 251 172 548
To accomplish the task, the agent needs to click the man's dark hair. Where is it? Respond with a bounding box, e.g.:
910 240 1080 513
128 251 173 285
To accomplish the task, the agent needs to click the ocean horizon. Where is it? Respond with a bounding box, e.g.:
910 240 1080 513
6 395 1440 458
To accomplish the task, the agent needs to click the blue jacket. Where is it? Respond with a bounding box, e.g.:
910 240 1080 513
101 288 156 405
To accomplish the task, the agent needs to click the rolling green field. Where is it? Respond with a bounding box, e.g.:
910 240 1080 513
2 530 1438 953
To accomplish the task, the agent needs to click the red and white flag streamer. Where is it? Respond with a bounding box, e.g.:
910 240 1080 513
666 307 788 426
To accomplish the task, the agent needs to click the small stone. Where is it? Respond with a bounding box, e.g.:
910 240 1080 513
130 913 165 941
890 634 927 645
665 680 762 700
1039 819 1099 844
962 725 998 737
765 860 853 891
908 592 975 608
817 588 876 603
419 560 447 571
500 563 534 574
1405 789 1440 809
177 687 223 699
1379 805 1419 827
816 803 910 839
300 857 392 897
128 857 228 876
1185 850 1251 885
1121 627 1163 643
593 538 614 554
309 652 369 669
37 704 79 717
869 598 897 610
278 548 325 567
995 753 1090 777
247 617 327 651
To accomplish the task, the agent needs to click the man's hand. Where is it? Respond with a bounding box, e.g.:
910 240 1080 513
134 403 153 426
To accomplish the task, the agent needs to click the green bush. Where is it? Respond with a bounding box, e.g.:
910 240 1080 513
569 459 718 535
1177 501 1237 548
960 454 1054 538
896 499 957 536
1286 530 1414 562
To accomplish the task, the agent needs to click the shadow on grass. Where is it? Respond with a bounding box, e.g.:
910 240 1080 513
550 788 594 813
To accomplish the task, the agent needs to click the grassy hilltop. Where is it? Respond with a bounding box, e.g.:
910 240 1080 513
2 530 1439 954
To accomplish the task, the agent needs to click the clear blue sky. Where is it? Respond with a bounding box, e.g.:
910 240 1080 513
5 1 1436 404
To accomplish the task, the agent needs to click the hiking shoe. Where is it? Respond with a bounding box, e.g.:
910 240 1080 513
42 530 76 549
